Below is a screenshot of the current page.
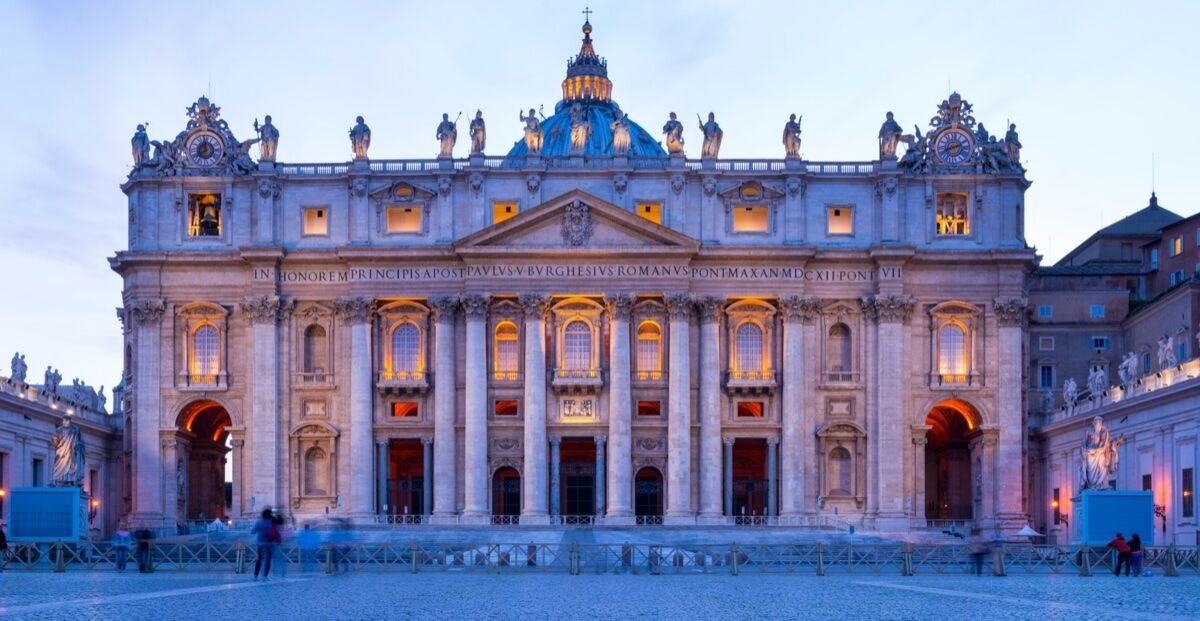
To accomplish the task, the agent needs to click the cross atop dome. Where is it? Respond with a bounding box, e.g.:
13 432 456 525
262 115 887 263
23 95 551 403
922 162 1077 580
563 10 611 104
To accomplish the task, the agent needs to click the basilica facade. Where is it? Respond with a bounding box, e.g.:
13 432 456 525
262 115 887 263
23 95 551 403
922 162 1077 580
113 22 1035 532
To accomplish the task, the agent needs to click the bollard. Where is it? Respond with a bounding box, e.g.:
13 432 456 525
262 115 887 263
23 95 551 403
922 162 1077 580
569 543 580 575
730 544 740 576
528 544 539 568
325 547 335 574
649 546 662 575
1165 544 1179 577
144 542 155 573
53 544 66 573
816 543 825 576
991 545 1006 577
1078 545 1092 577
411 543 420 574
235 540 247 574
900 543 913 576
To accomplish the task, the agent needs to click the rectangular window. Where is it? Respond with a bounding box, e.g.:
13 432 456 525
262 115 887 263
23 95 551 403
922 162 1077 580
1171 269 1186 286
303 207 328 236
637 400 661 417
1039 336 1055 351
732 206 769 233
1038 305 1053 319
1179 339 1188 362
636 202 662 225
493 202 517 225
1141 353 1151 374
187 193 222 237
935 192 970 235
386 207 422 233
1171 236 1183 256
494 400 519 417
1142 474 1152 492
1039 365 1054 388
1089 336 1110 350
1184 467 1195 519
827 206 853 235
1090 304 1105 319
1149 248 1159 270
390 402 419 417
736 401 764 418
32 458 43 486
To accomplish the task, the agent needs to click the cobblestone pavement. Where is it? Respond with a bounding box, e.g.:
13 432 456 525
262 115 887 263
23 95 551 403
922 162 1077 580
0 571 1196 620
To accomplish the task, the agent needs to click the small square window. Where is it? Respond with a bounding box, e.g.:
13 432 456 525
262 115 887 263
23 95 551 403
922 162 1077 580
736 401 764 418
187 193 222 237
1038 305 1053 319
1038 336 1055 351
1089 336 1110 350
387 207 422 233
1141 353 1151 374
732 206 769 233
493 202 517 225
637 400 661 417
637 202 662 225
1090 304 1105 319
494 400 519 417
391 402 419 417
935 192 970 235
304 208 328 236
827 206 853 235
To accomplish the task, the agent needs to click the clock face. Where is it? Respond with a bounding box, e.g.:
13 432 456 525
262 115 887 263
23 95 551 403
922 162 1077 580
935 129 973 165
188 133 224 167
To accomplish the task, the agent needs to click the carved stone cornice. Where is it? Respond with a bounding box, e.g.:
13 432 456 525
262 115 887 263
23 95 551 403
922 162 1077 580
606 294 634 320
859 294 914 323
695 296 725 323
461 294 491 320
664 293 693 321
517 293 550 319
240 295 281 325
993 297 1029 327
779 295 821 324
429 296 460 321
129 299 167 327
333 296 376 325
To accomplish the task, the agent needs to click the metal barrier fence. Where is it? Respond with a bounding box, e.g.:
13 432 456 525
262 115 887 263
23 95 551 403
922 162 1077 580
3 541 1197 576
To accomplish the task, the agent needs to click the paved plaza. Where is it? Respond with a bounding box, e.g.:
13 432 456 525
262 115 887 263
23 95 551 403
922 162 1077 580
0 571 1197 620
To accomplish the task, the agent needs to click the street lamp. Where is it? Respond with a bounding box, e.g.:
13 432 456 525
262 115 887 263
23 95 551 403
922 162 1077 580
1154 504 1167 537
0 488 6 517
1051 499 1069 527
89 498 100 520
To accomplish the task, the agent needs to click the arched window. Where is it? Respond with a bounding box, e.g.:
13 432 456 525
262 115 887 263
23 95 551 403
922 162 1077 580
828 447 852 495
735 322 764 373
303 325 328 375
563 320 592 370
303 447 328 496
391 323 421 375
938 324 967 379
192 325 219 378
494 322 519 379
827 323 852 372
636 321 662 378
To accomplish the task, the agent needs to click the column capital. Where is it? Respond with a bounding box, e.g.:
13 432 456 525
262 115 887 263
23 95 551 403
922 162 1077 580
460 294 489 320
766 437 779 447
779 295 821 324
429 296 460 320
695 296 725 322
421 437 434 447
993 297 1029 327
549 435 562 447
376 439 389 448
594 434 607 445
518 293 551 318
723 437 735 447
665 293 693 321
606 294 634 320
230 438 245 448
129 298 167 326
334 296 376 324
859 294 913 324
241 295 282 325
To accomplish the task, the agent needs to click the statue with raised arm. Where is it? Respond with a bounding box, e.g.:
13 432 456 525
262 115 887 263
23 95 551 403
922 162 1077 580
698 112 723 159
1063 377 1078 407
254 115 279 162
662 112 685 155
436 112 458 158
10 352 27 382
520 108 543 155
782 113 802 158
131 123 150 167
1003 123 1021 164
349 115 371 159
610 110 631 156
469 110 486 155
51 416 86 487
1080 416 1124 490
878 111 903 159
1158 335 1178 369
569 103 590 153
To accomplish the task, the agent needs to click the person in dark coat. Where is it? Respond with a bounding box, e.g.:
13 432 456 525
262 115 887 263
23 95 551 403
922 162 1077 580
1128 533 1144 576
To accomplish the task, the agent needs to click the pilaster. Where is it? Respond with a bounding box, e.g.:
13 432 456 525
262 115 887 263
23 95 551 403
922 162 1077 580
665 293 693 520
519 293 550 521
334 296 376 516
430 296 459 516
130 299 166 525
696 296 723 520
461 294 489 517
605 294 634 520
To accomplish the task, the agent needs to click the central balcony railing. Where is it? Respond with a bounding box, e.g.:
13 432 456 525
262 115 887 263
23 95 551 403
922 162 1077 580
634 370 664 382
724 369 777 394
492 370 522 382
552 368 604 394
931 373 980 388
377 370 429 394
295 371 332 387
821 371 861 385
179 372 227 391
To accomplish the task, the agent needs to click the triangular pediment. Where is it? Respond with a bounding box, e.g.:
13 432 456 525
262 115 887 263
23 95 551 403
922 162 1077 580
454 190 699 255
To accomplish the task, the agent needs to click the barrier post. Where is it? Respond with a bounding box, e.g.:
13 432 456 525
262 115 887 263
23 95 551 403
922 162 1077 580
235 540 246 574
816 543 825 576
901 543 913 576
991 544 1006 577
53 543 66 573
1165 544 1179 577
1078 545 1092 577
730 544 740 576
411 543 420 574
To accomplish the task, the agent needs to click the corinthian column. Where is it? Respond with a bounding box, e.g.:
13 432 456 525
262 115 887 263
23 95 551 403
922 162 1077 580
993 297 1028 528
430 296 459 517
665 293 693 519
862 294 913 530
335 296 376 516
129 299 165 525
242 295 282 510
606 295 634 520
696 296 724 520
460 294 489 517
520 293 550 520
779 296 818 516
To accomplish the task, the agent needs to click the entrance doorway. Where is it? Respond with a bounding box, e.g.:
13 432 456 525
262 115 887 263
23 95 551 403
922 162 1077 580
924 402 976 521
731 439 767 518
634 467 663 522
492 467 521 520
559 438 597 517
177 400 232 521
387 439 424 517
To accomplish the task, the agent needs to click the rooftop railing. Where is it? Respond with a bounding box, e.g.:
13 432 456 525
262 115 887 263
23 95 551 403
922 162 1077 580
277 157 879 177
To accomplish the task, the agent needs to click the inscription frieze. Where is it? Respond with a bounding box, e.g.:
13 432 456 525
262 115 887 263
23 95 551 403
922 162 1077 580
255 264 902 284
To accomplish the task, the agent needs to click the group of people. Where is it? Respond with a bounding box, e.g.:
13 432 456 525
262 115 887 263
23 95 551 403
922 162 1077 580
250 508 356 579
1107 532 1146 577
109 527 155 572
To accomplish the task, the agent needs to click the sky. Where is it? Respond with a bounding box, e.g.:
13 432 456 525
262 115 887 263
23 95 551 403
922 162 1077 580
0 0 1197 391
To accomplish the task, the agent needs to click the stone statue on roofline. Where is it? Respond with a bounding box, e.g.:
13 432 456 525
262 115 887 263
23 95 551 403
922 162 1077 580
782 114 802 158
1062 377 1077 407
436 113 458 158
1158 335 1178 369
520 107 544 155
10 351 27 382
349 115 371 159
131 123 150 168
254 115 279 162
469 110 486 155
697 112 723 159
1087 365 1107 397
662 112 685 155
569 103 590 154
610 110 631 156
878 111 903 159
1040 387 1054 413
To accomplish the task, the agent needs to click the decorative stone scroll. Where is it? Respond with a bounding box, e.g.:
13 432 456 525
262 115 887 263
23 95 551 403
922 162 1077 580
664 293 693 320
461 294 490 320
240 295 281 324
992 297 1029 327
695 296 725 322
129 299 167 326
606 294 633 320
860 294 914 323
517 293 550 319
779 295 821 324
333 296 376 325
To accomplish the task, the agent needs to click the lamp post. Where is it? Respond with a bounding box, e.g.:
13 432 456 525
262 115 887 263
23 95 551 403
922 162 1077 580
1051 499 1069 527
89 498 100 521
1154 504 1167 539
0 488 6 518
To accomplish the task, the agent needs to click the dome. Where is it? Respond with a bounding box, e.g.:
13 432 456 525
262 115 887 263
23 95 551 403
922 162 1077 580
505 20 667 162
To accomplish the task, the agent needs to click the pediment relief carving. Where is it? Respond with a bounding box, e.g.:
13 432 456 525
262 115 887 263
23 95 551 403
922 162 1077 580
717 180 785 204
369 181 437 203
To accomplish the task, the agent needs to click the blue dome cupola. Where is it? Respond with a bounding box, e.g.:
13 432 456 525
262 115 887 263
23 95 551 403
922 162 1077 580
561 19 612 105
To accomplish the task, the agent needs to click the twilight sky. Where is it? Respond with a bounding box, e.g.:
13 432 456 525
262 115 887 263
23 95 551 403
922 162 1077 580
0 0 1197 391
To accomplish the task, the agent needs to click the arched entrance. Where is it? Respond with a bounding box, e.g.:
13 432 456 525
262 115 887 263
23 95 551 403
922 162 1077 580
387 439 424 516
731 439 767 518
177 400 232 521
923 400 978 523
492 467 521 521
634 467 663 521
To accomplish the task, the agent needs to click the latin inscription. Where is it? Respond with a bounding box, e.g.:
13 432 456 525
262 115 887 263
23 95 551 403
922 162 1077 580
254 264 900 283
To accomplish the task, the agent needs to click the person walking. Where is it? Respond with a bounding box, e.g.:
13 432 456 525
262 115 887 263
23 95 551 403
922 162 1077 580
271 510 289 577
251 508 279 580
112 528 132 572
296 524 319 573
134 528 154 573
0 524 9 571
1107 532 1131 576
1128 533 1144 577
968 537 991 575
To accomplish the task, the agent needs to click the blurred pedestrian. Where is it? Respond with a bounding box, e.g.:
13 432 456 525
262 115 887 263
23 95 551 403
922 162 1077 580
968 537 991 575
251 508 279 580
134 527 154 572
1107 532 1131 576
1128 533 1144 576
329 518 354 573
297 524 319 572
0 523 9 571
112 528 132 572
272 510 289 577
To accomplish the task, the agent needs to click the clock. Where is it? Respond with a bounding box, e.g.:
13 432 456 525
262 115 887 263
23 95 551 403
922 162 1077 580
187 133 224 167
934 129 973 166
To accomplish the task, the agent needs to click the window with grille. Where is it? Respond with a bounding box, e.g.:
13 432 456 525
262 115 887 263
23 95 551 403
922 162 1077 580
938 324 967 380
390 324 421 375
563 321 592 371
494 322 519 379
1090 336 1110 350
192 325 219 379
1039 365 1054 388
735 322 764 373
636 322 662 378
935 192 970 235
